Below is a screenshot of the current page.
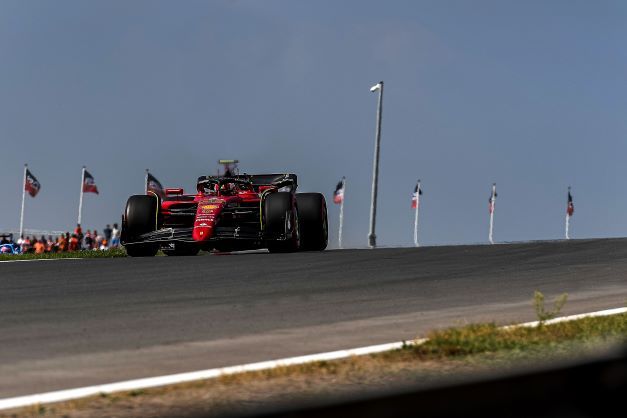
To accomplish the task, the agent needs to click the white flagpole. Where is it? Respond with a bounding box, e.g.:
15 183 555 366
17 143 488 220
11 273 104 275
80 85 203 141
338 178 345 249
488 183 496 244
77 166 85 225
413 180 421 247
145 169 149 194
19 164 27 238
565 186 571 240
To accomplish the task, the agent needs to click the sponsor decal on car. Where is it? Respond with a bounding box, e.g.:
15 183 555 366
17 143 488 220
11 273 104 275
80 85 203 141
201 204 219 212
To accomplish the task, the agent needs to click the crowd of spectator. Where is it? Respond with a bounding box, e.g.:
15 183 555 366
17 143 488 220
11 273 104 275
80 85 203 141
0 223 121 254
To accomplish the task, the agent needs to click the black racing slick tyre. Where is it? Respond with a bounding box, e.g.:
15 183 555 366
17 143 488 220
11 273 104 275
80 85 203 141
264 192 300 253
124 195 159 257
296 193 328 251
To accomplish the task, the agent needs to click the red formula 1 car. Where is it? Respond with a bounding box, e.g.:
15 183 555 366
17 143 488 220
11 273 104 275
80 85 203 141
121 174 328 256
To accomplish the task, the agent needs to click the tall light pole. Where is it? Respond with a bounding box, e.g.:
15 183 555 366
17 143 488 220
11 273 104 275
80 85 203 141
368 81 384 248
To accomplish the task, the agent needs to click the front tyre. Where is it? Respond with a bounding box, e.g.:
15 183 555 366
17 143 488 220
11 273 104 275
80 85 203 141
295 193 328 251
123 195 159 257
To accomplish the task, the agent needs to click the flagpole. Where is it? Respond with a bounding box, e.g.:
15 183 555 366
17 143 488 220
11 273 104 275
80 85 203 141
565 186 571 240
19 164 27 238
145 169 149 194
414 180 421 247
339 178 345 249
488 183 496 244
78 166 85 225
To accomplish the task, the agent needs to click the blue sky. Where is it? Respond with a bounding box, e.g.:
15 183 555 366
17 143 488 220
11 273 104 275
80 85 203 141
1 0 627 247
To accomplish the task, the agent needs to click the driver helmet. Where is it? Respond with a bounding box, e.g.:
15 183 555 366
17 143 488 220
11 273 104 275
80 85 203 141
221 182 235 192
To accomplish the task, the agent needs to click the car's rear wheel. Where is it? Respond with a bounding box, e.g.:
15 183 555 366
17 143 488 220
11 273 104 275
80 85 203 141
124 195 159 257
265 192 300 253
296 193 328 251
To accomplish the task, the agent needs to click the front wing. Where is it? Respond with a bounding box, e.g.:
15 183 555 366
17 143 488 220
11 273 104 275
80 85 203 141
124 225 288 245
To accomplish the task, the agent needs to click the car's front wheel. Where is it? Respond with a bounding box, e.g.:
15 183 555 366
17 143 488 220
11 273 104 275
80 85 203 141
123 195 159 257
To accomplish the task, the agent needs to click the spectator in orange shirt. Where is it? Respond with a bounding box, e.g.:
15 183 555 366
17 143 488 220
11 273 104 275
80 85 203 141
34 239 46 254
74 224 83 250
68 234 80 252
58 235 68 252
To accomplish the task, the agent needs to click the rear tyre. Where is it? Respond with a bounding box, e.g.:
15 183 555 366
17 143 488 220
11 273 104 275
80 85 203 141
123 195 159 257
296 193 328 251
264 192 300 253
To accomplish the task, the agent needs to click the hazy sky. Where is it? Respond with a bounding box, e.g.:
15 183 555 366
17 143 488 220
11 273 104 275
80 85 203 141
2 0 627 248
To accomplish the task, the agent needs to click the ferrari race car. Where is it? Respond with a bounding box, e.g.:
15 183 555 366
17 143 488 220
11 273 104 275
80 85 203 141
121 173 328 257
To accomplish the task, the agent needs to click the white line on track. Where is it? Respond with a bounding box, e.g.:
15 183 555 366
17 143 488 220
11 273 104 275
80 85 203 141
0 306 625 411
0 258 82 264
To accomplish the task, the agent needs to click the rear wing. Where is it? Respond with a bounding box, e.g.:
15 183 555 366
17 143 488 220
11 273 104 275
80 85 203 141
197 173 298 193
238 174 297 189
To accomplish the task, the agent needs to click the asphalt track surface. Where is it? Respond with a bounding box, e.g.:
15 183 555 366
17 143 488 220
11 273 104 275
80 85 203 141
1 239 627 398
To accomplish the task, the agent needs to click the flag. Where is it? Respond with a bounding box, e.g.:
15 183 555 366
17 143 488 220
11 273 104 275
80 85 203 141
567 190 574 216
333 178 345 204
25 169 41 197
411 183 422 209
147 172 165 198
83 170 99 194
488 190 497 214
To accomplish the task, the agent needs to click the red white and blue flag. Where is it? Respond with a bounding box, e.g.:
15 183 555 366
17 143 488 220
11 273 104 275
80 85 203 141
411 182 422 209
333 178 345 204
567 190 574 216
25 169 41 197
147 172 165 198
82 170 99 194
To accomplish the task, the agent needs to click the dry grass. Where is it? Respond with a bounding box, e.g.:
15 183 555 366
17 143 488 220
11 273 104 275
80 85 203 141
414 313 627 357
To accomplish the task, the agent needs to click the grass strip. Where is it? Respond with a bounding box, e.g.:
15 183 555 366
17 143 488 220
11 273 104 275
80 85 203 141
408 312 627 357
0 248 127 261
